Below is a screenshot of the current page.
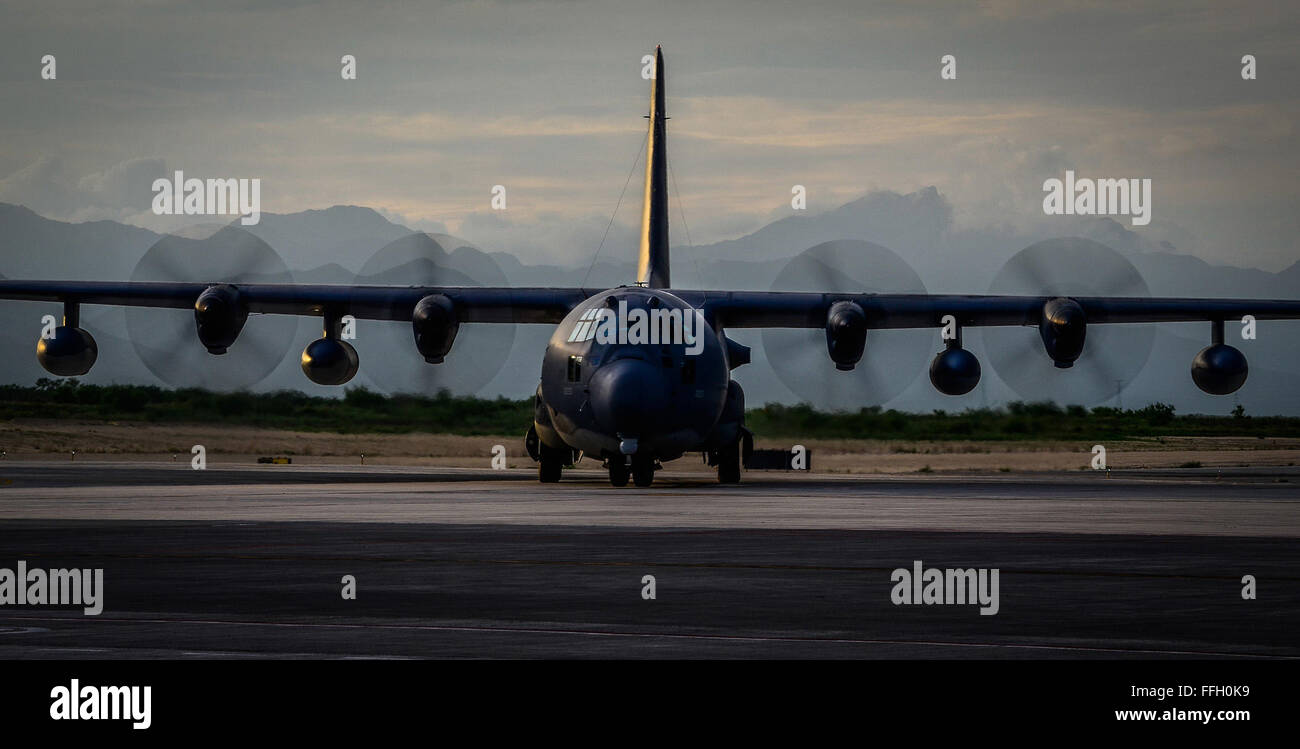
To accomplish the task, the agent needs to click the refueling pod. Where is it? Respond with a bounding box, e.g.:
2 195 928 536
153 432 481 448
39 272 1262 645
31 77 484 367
37 302 98 376
37 325 98 376
301 338 359 386
301 309 359 385
930 346 981 395
1190 321 1248 395
929 321 980 396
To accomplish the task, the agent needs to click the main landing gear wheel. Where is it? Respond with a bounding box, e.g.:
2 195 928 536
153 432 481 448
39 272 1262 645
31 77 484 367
538 444 566 483
608 460 630 487
717 441 741 484
631 458 655 488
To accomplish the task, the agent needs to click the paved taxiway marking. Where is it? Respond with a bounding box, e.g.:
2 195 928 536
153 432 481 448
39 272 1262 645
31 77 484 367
0 626 50 635
10 549 1295 582
17 487 1298 506
2 615 1292 660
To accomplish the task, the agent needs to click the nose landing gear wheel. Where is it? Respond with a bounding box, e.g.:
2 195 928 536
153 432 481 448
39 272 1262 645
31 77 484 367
631 458 655 488
608 460 630 487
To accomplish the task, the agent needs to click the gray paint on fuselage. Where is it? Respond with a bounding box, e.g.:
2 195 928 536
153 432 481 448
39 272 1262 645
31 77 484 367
538 287 729 461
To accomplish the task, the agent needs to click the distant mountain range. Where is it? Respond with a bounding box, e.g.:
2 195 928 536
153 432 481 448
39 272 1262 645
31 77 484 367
1 191 1297 415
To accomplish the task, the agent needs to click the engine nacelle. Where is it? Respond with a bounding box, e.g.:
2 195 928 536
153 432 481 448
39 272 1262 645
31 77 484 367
301 338 359 386
929 346 981 395
1039 297 1086 368
1191 343 1248 395
825 300 867 371
412 294 458 364
36 326 98 376
194 284 248 354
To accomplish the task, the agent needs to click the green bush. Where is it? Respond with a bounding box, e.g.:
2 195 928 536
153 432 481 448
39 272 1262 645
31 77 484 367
3 381 1299 440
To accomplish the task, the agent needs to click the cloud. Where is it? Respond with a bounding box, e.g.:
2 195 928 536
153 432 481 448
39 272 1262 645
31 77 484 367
452 210 637 267
0 0 1294 271
0 157 77 217
0 156 166 223
374 207 447 235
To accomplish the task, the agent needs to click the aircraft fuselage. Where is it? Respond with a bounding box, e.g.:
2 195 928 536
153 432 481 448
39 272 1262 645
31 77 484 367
532 286 743 477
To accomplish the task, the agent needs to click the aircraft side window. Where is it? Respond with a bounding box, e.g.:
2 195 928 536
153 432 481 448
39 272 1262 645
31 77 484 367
681 358 695 384
567 355 582 382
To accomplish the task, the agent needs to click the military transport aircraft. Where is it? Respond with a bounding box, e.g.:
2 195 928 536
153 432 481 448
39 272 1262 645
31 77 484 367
2 47 1298 487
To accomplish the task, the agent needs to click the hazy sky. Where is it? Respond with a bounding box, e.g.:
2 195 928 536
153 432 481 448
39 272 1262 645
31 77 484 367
1 0 1297 269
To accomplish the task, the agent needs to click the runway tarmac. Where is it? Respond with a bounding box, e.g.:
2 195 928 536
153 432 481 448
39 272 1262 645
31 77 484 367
0 461 1297 658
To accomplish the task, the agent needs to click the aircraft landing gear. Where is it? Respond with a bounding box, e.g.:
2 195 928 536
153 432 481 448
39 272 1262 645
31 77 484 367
631 457 655 487
538 444 567 483
716 439 741 484
608 459 630 487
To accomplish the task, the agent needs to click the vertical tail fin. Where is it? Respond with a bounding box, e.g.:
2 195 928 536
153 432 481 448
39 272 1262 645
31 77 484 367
636 45 670 289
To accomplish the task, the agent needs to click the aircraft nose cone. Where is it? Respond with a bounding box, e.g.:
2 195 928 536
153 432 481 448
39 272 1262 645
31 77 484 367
588 358 669 436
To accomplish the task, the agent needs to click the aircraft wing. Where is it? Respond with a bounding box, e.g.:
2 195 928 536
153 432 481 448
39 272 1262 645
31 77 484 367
6 281 1298 328
2 280 1296 394
677 291 1300 329
672 290 1300 396
0 281 588 324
